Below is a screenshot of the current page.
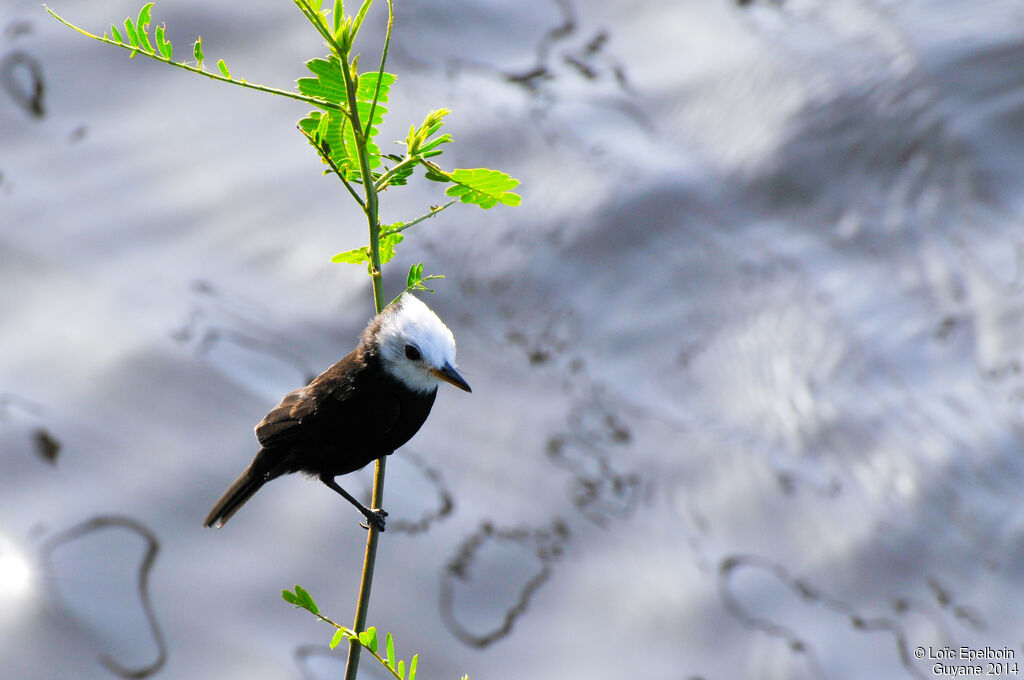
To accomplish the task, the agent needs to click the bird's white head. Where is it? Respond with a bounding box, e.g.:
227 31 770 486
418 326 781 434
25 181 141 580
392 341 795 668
373 294 471 394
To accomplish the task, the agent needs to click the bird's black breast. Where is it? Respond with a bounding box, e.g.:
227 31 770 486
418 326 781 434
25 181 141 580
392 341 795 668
253 349 437 478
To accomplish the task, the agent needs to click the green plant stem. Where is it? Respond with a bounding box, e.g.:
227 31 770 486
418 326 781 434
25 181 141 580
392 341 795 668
342 58 384 310
380 199 457 236
340 3 394 678
45 6 349 115
345 466 383 680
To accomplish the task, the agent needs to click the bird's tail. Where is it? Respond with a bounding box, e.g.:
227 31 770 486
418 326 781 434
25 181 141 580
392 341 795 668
203 464 267 529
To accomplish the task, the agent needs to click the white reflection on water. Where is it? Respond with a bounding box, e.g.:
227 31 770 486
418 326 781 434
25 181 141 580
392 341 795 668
0 532 34 624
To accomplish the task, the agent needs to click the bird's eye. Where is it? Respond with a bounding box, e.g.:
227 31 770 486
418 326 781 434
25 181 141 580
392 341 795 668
404 344 422 361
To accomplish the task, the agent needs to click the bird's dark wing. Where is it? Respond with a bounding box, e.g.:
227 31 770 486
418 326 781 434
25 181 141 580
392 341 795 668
253 387 311 448
254 349 402 451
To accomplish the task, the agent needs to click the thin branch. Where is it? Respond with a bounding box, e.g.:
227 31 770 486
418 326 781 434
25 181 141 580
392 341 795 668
380 199 457 236
364 0 394 144
297 125 367 210
373 154 418 193
45 6 349 114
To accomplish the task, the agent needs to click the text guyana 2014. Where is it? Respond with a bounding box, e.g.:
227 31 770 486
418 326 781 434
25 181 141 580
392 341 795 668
932 662 1020 677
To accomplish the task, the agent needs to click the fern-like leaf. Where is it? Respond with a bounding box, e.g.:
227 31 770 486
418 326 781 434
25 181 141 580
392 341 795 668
155 24 172 59
297 55 347 104
136 3 155 54
424 165 521 209
330 246 370 265
356 71 395 103
298 59 396 179
379 232 403 263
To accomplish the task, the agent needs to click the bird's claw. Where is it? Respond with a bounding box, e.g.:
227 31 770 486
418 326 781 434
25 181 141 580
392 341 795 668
361 508 388 532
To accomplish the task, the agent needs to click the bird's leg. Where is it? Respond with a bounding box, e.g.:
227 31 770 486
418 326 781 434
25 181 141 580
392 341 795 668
320 475 388 532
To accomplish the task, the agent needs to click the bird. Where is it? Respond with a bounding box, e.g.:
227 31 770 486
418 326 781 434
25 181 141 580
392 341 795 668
203 293 471 532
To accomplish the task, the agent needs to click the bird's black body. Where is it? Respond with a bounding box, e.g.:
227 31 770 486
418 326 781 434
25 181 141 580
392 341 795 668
203 295 467 531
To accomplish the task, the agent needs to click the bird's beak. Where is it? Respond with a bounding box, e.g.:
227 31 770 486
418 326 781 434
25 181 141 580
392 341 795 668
432 362 472 392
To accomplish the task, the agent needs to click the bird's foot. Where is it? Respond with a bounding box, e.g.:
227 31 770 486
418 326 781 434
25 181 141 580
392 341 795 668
360 508 388 532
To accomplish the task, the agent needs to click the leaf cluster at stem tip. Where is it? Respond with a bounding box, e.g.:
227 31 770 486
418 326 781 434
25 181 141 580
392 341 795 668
46 0 522 285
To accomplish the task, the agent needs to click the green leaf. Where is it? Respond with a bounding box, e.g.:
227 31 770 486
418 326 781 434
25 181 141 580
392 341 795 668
297 55 347 105
294 585 318 614
391 265 443 305
350 0 373 39
329 628 347 650
217 59 230 78
155 24 172 59
386 631 396 668
297 60 395 176
409 654 418 680
385 163 415 186
358 627 378 653
379 232 403 264
336 17 353 53
344 76 393 169
136 3 155 53
408 109 450 156
301 110 360 179
330 246 370 264
423 167 447 183
332 0 344 36
297 112 319 139
357 71 396 104
313 110 332 147
406 262 423 288
282 585 320 614
124 18 140 49
397 659 406 679
425 166 522 209
352 73 396 167
422 109 450 137
193 36 204 68
111 24 124 44
419 133 452 155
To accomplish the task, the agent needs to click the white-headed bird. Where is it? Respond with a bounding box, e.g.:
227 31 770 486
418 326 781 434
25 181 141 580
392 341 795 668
203 294 471 532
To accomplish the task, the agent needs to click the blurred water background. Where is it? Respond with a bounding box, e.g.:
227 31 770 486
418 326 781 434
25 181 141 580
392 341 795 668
3 0 1024 678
